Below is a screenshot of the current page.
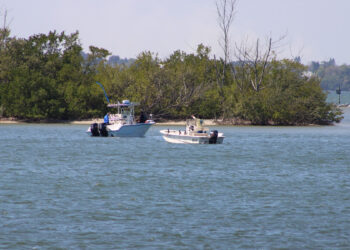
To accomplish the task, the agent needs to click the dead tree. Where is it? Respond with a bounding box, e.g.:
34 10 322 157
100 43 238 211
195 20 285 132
216 0 237 67
232 34 286 92
233 37 272 92
215 0 237 93
0 9 11 51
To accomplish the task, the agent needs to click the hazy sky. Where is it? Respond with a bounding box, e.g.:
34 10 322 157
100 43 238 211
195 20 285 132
1 0 349 64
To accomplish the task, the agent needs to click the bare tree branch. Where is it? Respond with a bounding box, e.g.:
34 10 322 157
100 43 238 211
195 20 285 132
0 8 11 50
216 0 237 65
215 0 238 105
232 35 283 92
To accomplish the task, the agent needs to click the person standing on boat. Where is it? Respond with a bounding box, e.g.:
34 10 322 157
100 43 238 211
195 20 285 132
192 114 204 133
104 112 110 124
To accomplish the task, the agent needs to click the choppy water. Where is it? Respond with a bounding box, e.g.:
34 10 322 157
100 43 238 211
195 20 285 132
1 109 350 249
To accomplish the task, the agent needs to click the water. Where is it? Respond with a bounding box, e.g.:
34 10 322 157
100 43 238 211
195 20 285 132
327 90 350 105
1 110 350 249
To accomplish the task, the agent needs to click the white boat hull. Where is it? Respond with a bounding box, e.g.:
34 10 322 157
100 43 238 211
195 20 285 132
160 130 224 144
87 123 154 137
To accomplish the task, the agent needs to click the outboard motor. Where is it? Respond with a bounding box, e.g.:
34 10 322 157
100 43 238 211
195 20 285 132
209 130 218 144
99 123 109 137
90 123 100 136
139 112 147 123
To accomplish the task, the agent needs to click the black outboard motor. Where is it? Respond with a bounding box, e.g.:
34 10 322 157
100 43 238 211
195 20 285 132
209 130 218 144
139 111 147 123
90 123 100 136
99 123 109 137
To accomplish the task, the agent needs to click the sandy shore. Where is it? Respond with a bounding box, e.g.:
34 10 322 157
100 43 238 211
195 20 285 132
0 118 220 126
66 118 225 126
153 120 219 126
0 119 20 124
0 118 104 125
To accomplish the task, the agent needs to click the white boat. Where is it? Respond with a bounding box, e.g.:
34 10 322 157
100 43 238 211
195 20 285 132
87 100 155 137
160 116 224 144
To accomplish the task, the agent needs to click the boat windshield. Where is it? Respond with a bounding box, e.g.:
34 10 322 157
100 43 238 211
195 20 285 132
107 100 139 123
187 118 204 128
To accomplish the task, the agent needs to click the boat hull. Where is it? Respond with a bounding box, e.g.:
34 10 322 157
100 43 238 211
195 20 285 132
109 123 153 137
87 123 154 137
160 130 224 144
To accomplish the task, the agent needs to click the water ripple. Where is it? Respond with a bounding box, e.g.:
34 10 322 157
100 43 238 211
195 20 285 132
0 123 350 248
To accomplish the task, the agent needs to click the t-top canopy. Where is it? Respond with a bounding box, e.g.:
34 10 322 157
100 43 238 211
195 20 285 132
107 100 140 108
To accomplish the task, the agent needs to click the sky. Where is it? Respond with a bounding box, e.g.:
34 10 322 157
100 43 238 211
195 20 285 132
0 0 349 65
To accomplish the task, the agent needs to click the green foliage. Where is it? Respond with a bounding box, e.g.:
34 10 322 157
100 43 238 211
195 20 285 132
0 30 106 120
309 59 350 91
0 29 343 125
231 60 342 125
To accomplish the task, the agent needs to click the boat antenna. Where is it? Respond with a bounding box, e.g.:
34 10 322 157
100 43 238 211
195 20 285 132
95 81 110 103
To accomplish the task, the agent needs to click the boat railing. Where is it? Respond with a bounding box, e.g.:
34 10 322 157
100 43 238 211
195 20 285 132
190 132 209 137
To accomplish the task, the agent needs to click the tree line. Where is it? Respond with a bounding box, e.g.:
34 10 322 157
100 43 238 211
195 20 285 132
0 29 343 125
308 58 350 91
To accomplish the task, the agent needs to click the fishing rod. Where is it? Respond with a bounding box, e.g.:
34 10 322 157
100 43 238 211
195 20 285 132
95 81 110 103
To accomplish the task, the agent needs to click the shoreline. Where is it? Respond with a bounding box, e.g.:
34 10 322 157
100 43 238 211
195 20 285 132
0 117 236 126
0 118 210 126
1 106 348 126
0 118 332 126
